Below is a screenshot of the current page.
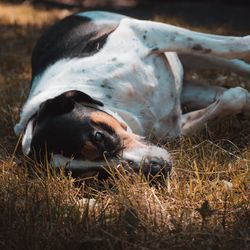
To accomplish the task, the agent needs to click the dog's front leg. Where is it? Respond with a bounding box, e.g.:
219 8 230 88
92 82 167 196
117 18 250 59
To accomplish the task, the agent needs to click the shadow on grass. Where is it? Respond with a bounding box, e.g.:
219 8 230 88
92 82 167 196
0 160 249 250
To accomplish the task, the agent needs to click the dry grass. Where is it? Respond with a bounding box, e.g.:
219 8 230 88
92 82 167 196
0 3 249 250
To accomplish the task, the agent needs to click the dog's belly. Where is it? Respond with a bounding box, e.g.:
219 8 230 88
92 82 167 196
108 52 183 139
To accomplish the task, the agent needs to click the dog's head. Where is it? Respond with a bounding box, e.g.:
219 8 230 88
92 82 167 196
25 91 172 178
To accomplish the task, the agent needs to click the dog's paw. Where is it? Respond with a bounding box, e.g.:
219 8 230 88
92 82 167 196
219 87 249 113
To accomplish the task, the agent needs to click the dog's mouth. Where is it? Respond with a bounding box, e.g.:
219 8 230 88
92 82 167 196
52 154 106 171
51 152 172 179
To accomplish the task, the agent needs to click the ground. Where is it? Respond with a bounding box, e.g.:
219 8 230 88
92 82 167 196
0 2 249 250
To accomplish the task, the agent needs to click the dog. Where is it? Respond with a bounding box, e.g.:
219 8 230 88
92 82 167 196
15 11 250 177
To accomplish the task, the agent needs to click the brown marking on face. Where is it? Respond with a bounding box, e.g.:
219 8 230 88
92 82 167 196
120 121 128 130
90 111 143 151
81 141 99 160
91 111 127 132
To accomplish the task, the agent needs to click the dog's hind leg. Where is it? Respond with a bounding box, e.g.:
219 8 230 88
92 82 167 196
181 86 250 135
179 54 250 79
181 80 226 111
114 18 250 59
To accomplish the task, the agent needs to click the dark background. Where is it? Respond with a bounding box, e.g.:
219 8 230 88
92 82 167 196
5 0 250 34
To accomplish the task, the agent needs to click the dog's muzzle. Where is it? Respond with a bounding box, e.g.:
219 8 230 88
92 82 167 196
120 156 172 177
121 145 172 177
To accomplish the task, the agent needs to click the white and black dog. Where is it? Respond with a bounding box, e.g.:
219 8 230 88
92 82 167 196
15 11 250 177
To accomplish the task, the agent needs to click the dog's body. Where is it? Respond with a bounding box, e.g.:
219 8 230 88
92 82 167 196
15 11 250 176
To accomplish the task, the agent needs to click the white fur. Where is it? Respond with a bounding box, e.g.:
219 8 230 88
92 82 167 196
21 118 34 155
122 146 171 165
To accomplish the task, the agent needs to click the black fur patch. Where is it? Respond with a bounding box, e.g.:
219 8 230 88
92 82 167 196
31 14 118 79
192 44 211 53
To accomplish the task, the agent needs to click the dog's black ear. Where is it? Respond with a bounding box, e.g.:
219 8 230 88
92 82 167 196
37 94 74 122
64 90 103 106
37 91 103 122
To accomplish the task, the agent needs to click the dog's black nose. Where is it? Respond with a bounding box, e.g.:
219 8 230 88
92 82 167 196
143 157 172 176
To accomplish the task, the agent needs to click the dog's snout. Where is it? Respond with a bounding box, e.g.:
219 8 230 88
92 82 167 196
122 145 172 178
144 156 172 176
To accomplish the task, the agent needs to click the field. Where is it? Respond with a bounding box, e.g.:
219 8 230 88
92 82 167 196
0 2 249 250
